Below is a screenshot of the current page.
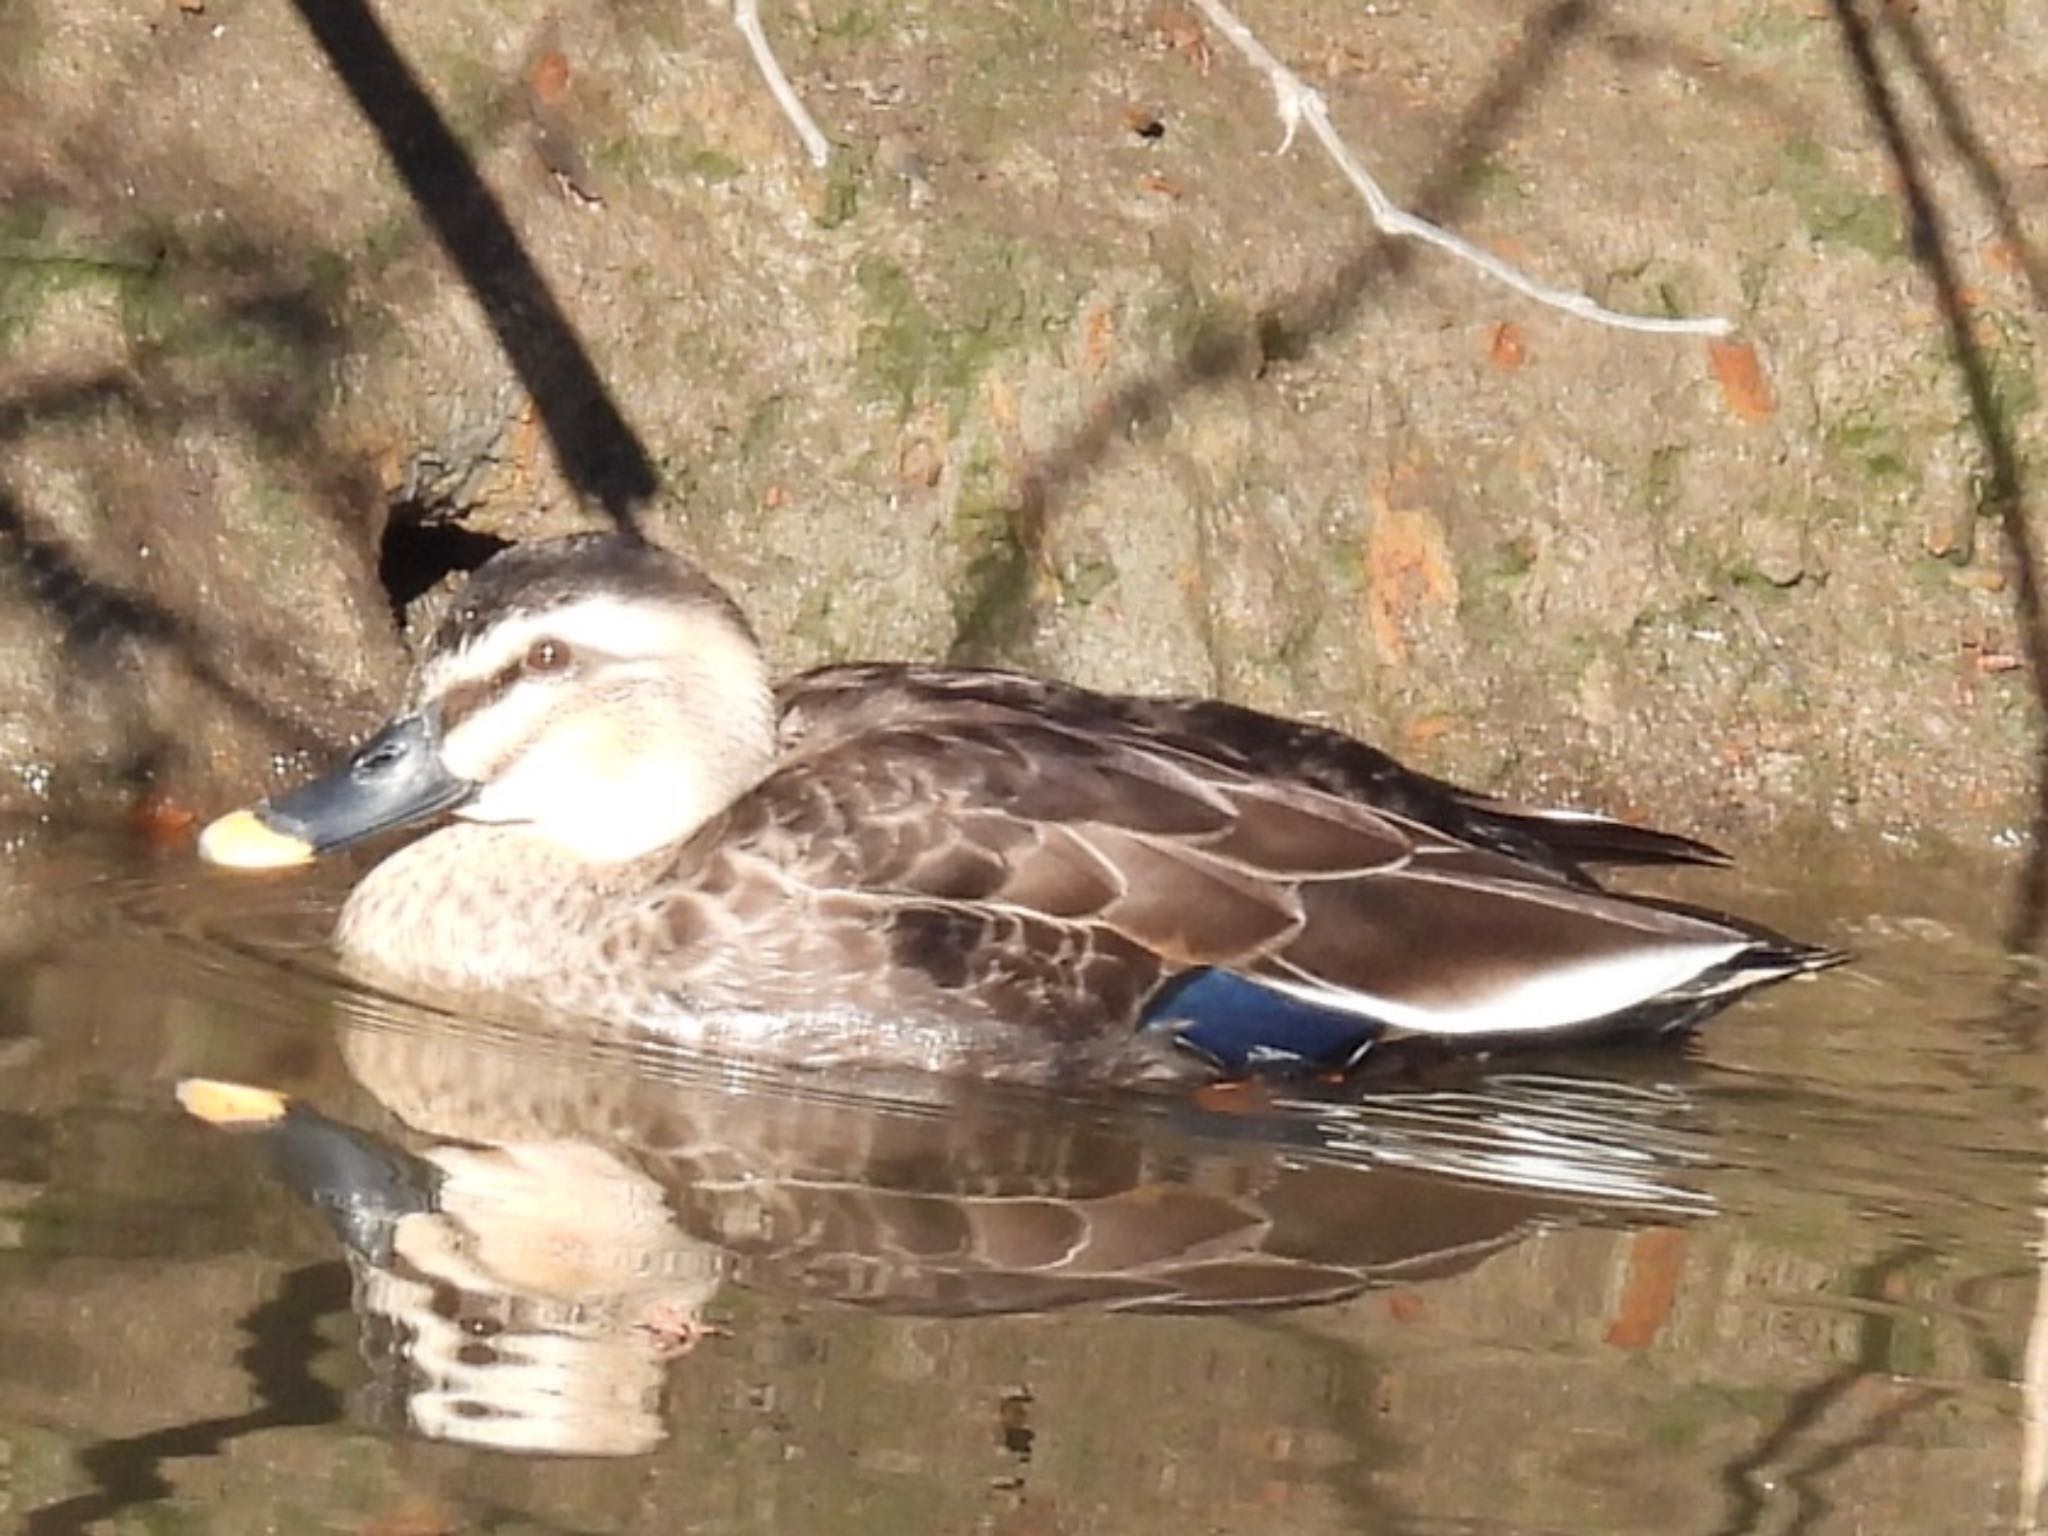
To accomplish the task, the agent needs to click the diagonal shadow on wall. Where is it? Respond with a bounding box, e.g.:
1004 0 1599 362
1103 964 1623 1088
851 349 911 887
0 0 663 804
285 0 656 531
949 0 1607 663
1827 0 2048 954
0 487 344 779
0 259 402 786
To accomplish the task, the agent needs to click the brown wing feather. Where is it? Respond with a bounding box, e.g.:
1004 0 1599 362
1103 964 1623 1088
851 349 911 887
694 666 1755 1039
861 900 1165 1038
743 689 1415 941
1200 783 1414 876
1076 826 1302 965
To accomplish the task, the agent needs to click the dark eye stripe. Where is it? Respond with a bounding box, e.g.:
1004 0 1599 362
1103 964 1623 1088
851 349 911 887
438 659 528 733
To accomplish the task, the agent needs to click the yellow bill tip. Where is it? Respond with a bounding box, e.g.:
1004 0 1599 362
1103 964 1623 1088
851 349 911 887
197 808 315 870
176 1077 291 1127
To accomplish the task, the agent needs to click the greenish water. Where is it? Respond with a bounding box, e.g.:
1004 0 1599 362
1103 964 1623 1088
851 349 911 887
0 828 2039 1534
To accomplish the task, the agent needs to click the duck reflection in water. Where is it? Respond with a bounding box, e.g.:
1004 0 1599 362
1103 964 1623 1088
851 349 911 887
181 1010 1715 1458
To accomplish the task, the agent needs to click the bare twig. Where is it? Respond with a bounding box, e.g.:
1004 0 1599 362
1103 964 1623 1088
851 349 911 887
732 0 830 168
1186 0 1733 338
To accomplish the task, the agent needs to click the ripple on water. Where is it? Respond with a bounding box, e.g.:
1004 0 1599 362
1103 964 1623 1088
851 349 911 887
0 831 2039 1533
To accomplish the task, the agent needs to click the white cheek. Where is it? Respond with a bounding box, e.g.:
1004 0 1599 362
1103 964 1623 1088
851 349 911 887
455 721 602 826
440 692 552 784
457 764 554 827
456 722 718 862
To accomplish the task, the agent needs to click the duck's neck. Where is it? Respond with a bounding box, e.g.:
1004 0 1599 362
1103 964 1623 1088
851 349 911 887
334 823 661 1000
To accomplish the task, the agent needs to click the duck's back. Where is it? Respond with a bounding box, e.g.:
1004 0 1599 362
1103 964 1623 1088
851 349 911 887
773 664 1728 882
617 665 1828 1081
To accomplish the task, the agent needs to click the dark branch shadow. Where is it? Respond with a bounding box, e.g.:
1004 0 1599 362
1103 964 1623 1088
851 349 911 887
0 488 346 764
1598 23 1820 132
23 1262 349 1536
1877 9 2048 316
0 4 658 808
1709 1246 1949 1536
284 0 656 529
0 370 138 442
951 0 1601 662
0 239 423 800
1827 0 2048 952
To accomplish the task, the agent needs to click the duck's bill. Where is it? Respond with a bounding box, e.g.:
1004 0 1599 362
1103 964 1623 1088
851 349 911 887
176 1076 291 1127
198 709 477 869
178 1077 436 1265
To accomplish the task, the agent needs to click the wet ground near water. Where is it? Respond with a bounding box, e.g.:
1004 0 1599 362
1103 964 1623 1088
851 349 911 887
0 827 2040 1534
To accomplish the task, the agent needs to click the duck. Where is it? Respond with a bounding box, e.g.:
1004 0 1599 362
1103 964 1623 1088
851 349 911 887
198 530 1841 1086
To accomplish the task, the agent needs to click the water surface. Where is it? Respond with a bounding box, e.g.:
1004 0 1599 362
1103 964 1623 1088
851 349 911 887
0 828 2038 1534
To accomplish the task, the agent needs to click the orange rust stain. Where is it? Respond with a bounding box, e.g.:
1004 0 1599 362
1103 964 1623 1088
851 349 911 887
529 48 571 107
1604 1226 1688 1350
1487 320 1527 371
1081 303 1116 380
1708 338 1775 424
364 1495 463 1536
1146 3 1213 73
1193 1079 1274 1115
1364 476 1458 667
129 794 197 850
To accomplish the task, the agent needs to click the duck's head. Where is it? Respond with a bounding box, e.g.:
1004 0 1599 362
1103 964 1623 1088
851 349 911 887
200 533 775 868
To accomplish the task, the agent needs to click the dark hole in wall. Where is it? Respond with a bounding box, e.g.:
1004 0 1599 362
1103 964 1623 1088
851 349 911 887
376 505 510 623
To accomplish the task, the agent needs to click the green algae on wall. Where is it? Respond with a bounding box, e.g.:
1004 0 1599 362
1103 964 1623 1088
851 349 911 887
1776 136 1903 261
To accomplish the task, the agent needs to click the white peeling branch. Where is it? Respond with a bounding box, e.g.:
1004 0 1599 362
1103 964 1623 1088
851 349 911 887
1186 0 1732 338
733 0 831 168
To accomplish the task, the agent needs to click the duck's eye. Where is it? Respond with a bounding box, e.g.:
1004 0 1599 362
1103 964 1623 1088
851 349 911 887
523 638 572 675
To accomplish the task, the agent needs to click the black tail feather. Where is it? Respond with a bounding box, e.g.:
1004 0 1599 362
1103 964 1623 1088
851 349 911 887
1464 799 1732 870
